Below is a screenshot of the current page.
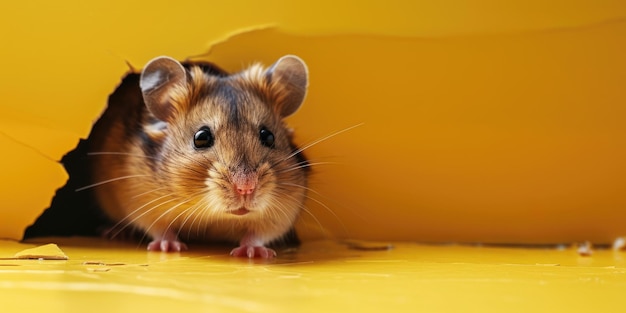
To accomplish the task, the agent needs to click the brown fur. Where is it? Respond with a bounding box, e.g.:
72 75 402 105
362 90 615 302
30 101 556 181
89 57 309 253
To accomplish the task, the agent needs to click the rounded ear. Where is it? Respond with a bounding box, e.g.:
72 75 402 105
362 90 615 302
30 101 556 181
140 56 187 121
265 55 308 117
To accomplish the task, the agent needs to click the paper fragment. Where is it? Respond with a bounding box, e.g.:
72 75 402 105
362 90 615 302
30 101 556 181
14 243 69 260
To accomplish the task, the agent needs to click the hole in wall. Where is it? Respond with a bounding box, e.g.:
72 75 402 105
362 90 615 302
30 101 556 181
22 71 144 240
22 60 300 248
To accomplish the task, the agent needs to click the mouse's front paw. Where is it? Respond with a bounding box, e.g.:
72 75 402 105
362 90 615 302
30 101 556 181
230 245 277 258
147 240 188 252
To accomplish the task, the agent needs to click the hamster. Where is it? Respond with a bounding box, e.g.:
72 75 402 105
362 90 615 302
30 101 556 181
88 55 310 258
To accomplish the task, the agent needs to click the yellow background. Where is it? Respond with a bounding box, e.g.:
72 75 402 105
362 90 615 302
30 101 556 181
1 0 625 244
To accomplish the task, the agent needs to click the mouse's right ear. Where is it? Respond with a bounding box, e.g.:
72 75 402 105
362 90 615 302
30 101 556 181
140 56 187 122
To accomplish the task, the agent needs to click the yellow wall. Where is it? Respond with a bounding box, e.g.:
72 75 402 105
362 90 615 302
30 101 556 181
1 0 625 243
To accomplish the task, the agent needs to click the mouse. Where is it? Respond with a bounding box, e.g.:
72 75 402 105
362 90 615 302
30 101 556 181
87 55 310 258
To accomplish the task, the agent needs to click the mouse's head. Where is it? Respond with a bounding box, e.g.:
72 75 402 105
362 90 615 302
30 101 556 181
138 55 309 236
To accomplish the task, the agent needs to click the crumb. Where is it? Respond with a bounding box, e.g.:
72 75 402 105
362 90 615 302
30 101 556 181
577 241 593 257
343 240 394 251
86 268 111 272
612 237 625 251
83 261 126 266
555 244 568 251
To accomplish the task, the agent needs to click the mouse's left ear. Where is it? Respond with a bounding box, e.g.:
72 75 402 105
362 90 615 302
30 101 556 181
266 55 308 118
140 56 187 122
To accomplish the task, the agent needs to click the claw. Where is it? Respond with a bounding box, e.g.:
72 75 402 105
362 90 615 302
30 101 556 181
147 240 188 252
230 245 277 258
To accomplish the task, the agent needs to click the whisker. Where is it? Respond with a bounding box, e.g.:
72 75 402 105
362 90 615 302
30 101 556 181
265 196 297 231
159 190 207 240
182 193 222 241
282 180 369 223
300 206 332 237
282 123 364 163
197 200 221 238
179 200 206 239
75 174 151 192
108 193 176 239
279 182 324 198
303 194 348 235
278 182 349 235
277 161 339 174
138 196 198 245
87 151 159 160
131 186 168 199
269 190 328 236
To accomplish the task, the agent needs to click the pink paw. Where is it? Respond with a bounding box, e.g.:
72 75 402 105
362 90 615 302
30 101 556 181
147 240 188 252
230 245 277 258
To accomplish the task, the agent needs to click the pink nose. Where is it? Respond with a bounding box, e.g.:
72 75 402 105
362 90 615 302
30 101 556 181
232 170 258 195
235 181 256 195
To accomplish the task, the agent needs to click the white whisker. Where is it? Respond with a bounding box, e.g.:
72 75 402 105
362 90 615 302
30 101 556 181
160 190 207 239
278 161 339 174
141 195 200 244
75 174 151 192
87 151 159 160
131 186 168 199
282 123 364 163
278 182 349 235
108 193 176 239
179 201 206 239
270 190 328 237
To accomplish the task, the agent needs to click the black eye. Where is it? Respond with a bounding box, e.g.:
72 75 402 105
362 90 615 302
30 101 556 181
259 127 275 148
194 126 214 149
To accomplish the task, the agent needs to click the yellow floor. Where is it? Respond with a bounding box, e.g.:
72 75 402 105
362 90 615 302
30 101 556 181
1 238 624 313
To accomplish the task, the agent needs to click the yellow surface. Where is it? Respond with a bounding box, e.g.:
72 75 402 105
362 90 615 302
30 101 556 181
1 1 626 242
1 238 625 312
